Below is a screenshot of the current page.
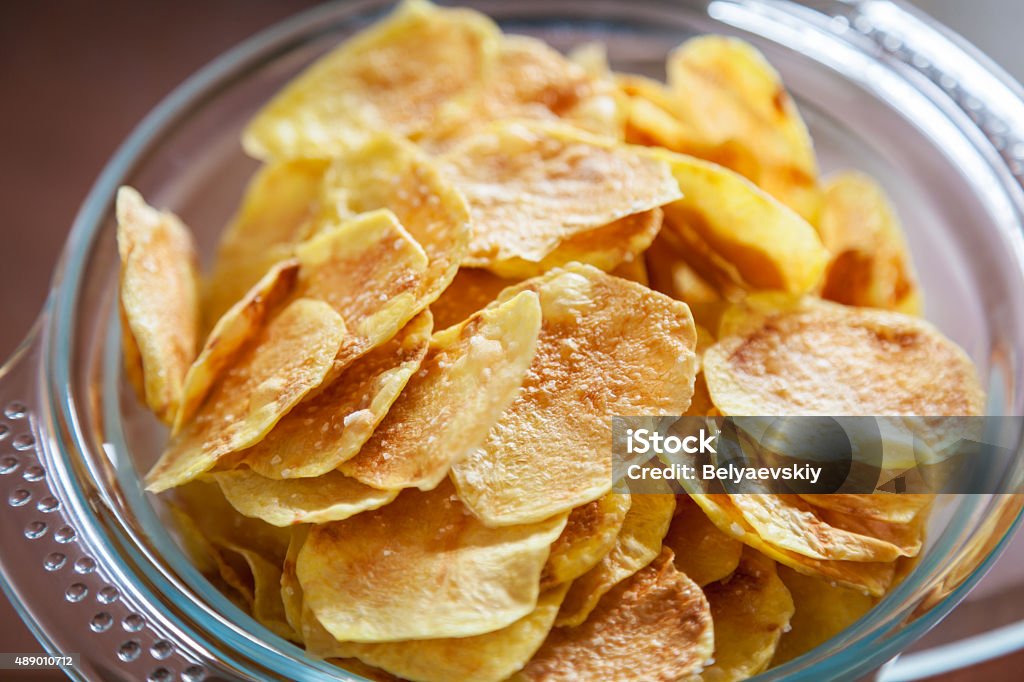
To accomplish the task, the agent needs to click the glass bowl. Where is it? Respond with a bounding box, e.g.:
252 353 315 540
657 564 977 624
1 0 1023 680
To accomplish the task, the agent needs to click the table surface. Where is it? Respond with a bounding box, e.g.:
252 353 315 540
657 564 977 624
0 1 1021 680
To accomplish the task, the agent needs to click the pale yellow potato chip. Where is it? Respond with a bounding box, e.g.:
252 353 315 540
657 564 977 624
541 493 632 589
328 659 404 682
243 0 501 159
341 291 541 491
609 254 649 285
232 311 432 478
714 291 824 340
293 209 429 371
297 479 567 642
819 171 922 314
281 526 307 637
213 470 399 527
324 585 571 682
202 159 327 324
798 493 933 525
430 268 517 329
666 36 821 223
117 186 200 424
556 493 676 627
729 494 914 563
175 260 300 432
324 136 471 308
687 549 794 682
771 565 877 665
488 208 664 279
220 541 297 641
145 298 348 492
654 150 828 294
690 494 895 596
452 264 698 526
518 548 714 682
704 305 985 417
120 302 147 404
664 495 742 586
818 505 927 558
441 120 680 269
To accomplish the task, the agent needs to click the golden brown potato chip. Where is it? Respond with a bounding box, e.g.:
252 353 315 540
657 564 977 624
202 159 326 324
690 494 895 596
519 548 714 682
213 470 399 527
704 305 985 417
175 260 300 432
666 36 821 223
664 496 743 586
145 299 348 492
819 171 922 314
430 268 518 330
654 151 828 294
492 208 664 279
688 549 794 682
116 186 200 424
341 291 541 491
556 493 676 627
324 136 472 308
324 585 571 682
297 479 567 642
798 493 933 525
293 209 429 371
542 493 632 589
452 264 698 526
474 35 622 138
243 0 501 159
771 565 876 665
729 494 914 562
441 121 680 270
232 311 432 478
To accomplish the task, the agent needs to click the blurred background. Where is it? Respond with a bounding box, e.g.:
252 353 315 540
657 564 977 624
0 1 1022 680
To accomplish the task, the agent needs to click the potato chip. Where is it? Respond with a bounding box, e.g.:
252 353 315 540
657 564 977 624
714 291 823 340
556 493 676 627
175 260 300 432
664 496 742 586
120 302 147 403
771 565 876 665
325 585 571 682
323 136 472 307
490 208 664 279
689 494 895 596
328 659 402 682
220 541 296 641
819 171 922 314
145 299 348 492
452 264 698 526
232 311 432 479
729 494 912 562
542 493 632 589
475 35 622 138
430 268 517 329
666 36 821 223
798 493 932 525
297 479 567 641
293 209 429 371
441 121 680 269
243 0 501 159
610 253 649 286
519 548 714 682
117 186 200 424
704 305 985 417
341 291 541 491
654 151 828 294
688 549 794 682
281 526 307 637
202 159 327 324
213 470 399 527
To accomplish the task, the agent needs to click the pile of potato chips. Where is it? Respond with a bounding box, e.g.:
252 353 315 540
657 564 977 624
116 1 984 680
